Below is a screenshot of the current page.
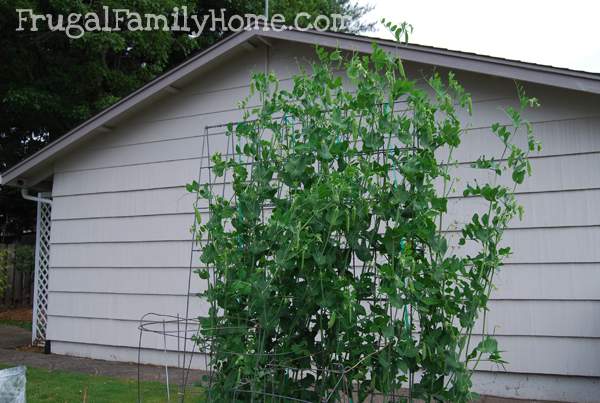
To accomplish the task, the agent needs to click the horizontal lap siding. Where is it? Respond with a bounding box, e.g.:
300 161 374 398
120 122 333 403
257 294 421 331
492 263 600 300
447 189 600 229
53 102 600 176
50 242 192 267
49 227 600 265
450 116 600 162
453 226 600 264
50 214 194 243
445 153 600 196
48 293 207 322
474 300 600 337
49 190 600 241
47 40 600 396
52 202 600 244
51 187 196 219
47 316 202 354
471 372 600 402
51 188 600 231
51 341 208 370
51 145 600 198
49 267 204 295
47 264 600 301
52 159 199 196
46 291 600 338
472 336 600 377
46 46 267 360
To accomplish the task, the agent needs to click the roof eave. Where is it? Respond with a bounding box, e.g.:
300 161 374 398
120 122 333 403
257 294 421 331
3 27 600 187
1 28 259 188
259 29 600 94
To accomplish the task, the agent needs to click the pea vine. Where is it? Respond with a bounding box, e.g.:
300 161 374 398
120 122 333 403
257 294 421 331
188 29 540 402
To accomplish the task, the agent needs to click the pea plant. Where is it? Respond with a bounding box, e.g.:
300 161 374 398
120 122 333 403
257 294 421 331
187 31 539 402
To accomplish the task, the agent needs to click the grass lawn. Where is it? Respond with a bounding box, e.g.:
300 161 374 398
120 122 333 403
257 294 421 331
0 307 33 330
0 364 203 402
0 319 32 330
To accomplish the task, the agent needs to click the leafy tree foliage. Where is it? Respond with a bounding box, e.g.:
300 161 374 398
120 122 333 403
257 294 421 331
188 37 539 401
0 0 371 238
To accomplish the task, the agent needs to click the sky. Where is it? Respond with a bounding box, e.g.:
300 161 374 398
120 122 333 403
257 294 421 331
356 0 600 74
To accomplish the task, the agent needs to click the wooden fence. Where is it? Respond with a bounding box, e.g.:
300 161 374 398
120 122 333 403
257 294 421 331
0 244 34 308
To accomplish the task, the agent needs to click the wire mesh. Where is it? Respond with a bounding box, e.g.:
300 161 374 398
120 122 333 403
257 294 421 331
137 112 419 402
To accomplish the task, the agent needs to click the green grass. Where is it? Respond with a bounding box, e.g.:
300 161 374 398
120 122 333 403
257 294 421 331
0 319 32 330
0 365 203 402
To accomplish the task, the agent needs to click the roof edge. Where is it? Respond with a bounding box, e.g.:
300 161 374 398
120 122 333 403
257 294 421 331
4 26 600 187
259 28 600 94
1 28 259 187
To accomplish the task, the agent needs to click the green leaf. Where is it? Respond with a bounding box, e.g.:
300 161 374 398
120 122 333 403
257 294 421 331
477 337 499 353
186 181 199 193
512 168 526 184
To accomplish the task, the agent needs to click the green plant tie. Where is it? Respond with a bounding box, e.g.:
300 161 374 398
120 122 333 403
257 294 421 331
400 238 406 252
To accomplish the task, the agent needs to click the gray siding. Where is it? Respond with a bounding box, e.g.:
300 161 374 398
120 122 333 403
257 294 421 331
47 40 600 401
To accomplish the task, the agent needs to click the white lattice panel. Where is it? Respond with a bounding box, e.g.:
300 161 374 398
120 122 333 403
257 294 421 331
32 198 52 346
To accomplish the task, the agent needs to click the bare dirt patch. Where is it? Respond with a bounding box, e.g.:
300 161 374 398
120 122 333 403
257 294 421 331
0 307 32 322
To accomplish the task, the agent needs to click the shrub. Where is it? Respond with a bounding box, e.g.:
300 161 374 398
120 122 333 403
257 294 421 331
0 244 33 298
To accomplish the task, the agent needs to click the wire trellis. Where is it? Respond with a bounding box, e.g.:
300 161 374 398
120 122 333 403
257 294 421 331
137 112 420 402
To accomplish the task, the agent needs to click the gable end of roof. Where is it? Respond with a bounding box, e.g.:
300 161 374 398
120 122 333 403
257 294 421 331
3 27 600 188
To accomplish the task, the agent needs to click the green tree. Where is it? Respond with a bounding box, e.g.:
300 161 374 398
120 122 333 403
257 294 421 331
0 0 372 238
